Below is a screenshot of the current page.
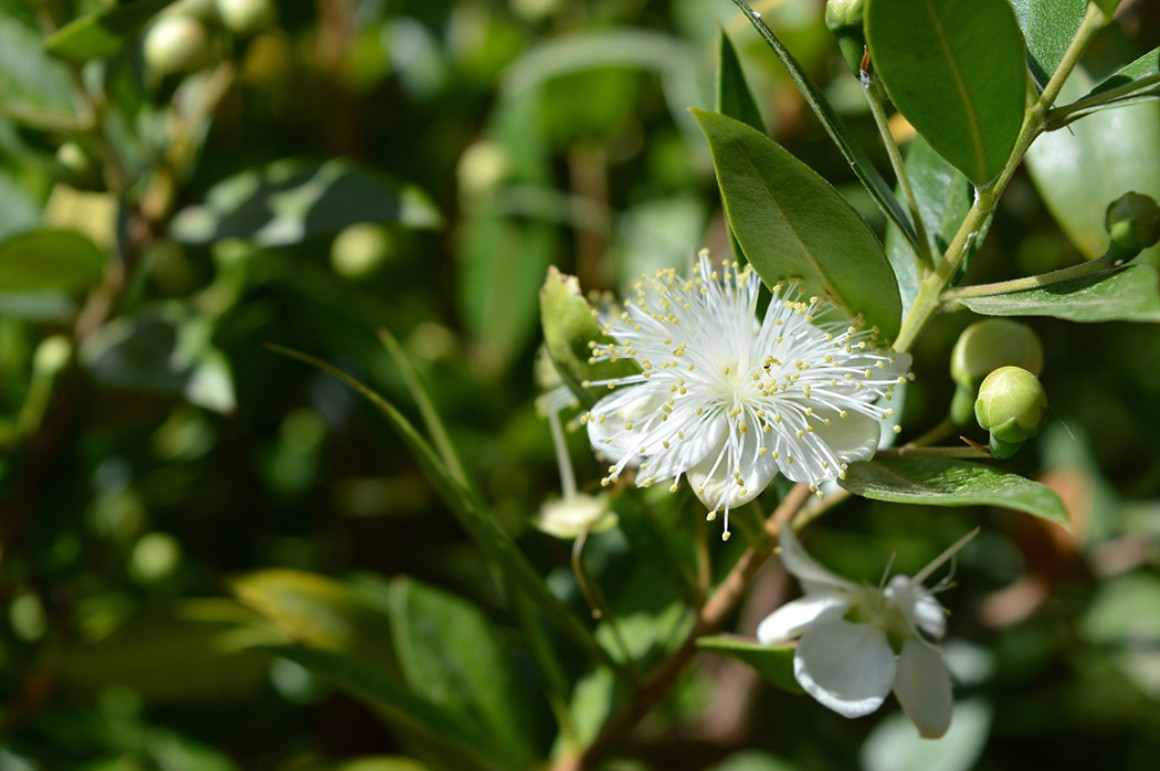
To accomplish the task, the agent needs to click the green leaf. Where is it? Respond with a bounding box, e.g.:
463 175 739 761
387 578 534 764
953 265 1160 323
79 307 236 413
885 136 979 314
44 0 174 63
1055 47 1160 123
269 646 503 771
0 230 105 293
57 602 270 702
170 158 442 246
0 16 79 117
840 457 1069 528
539 266 638 408
692 109 902 340
1007 0 1087 89
716 28 764 133
1026 68 1160 261
866 0 1026 185
697 636 803 694
729 0 920 252
286 759 430 771
230 569 397 669
458 210 556 374
265 346 616 673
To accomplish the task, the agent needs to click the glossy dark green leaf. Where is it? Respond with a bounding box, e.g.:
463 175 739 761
1026 69 1160 261
1007 0 1087 89
954 265 1160 323
885 136 977 314
729 0 920 252
716 28 764 133
265 347 616 672
1052 47 1160 123
269 646 503 771
44 0 174 63
171 158 441 246
697 636 803 694
0 230 105 293
79 307 236 413
693 109 902 340
840 457 1069 528
866 0 1026 185
387 578 534 764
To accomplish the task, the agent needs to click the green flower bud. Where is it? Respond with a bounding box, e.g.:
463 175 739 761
33 335 73 377
55 142 103 191
949 320 1043 427
144 15 212 76
825 0 866 75
540 267 637 408
1105 191 1160 258
974 366 1048 458
330 223 393 279
215 0 277 37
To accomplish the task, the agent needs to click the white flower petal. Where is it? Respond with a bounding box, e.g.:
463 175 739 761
756 592 849 644
535 494 617 539
794 615 896 718
778 525 857 592
686 418 778 511
893 638 954 739
886 575 947 640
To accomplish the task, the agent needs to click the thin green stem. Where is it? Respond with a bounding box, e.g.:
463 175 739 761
875 444 990 459
1045 72 1160 129
892 3 1109 353
0 102 92 133
571 530 639 679
942 255 1112 301
865 75 933 274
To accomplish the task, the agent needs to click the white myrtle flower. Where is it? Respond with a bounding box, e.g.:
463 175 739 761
757 526 978 739
582 252 911 539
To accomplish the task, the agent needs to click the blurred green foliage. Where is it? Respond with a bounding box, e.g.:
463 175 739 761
0 0 1159 769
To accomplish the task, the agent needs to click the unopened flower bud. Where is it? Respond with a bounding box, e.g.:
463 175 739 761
55 142 103 191
216 0 277 37
1105 192 1160 259
330 223 393 279
825 0 866 75
33 336 72 377
949 320 1043 426
974 366 1048 458
535 493 617 539
144 15 212 75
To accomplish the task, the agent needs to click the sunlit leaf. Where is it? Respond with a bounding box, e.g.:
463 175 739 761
840 457 1069 528
729 0 920 252
697 636 802 694
1007 0 1086 89
693 109 902 340
171 159 442 246
866 0 1026 185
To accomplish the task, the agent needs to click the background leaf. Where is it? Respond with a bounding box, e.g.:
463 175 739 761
0 229 105 293
44 0 174 63
866 0 1027 185
1026 69 1160 262
0 16 79 116
840 457 1069 527
1007 0 1087 89
171 159 442 246
387 577 534 765
697 636 803 695
953 265 1160 322
693 109 902 339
